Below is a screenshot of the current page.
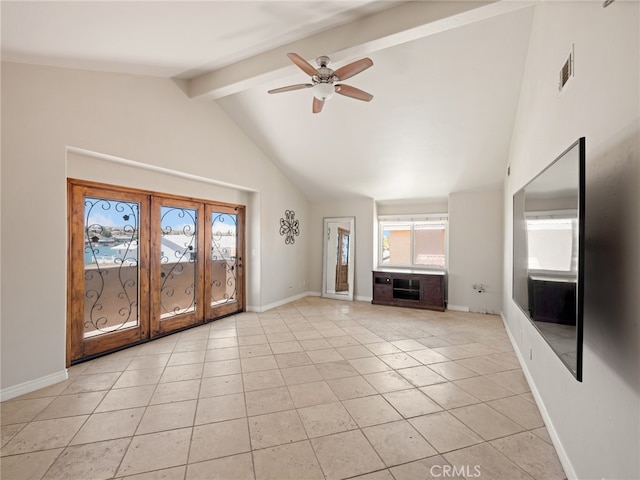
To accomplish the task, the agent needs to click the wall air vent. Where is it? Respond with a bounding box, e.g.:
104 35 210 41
559 45 575 92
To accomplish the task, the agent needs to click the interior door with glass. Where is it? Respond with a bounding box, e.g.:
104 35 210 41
206 204 245 318
68 183 150 362
150 197 205 336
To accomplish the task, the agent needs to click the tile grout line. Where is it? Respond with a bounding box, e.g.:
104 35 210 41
0 299 560 480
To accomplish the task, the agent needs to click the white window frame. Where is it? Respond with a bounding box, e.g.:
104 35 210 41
377 214 449 270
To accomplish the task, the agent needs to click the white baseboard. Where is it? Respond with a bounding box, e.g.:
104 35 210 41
248 292 371 312
499 312 577 480
0 369 68 402
247 291 317 313
447 304 470 312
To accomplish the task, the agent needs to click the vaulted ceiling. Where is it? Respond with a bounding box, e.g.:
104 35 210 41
2 1 535 203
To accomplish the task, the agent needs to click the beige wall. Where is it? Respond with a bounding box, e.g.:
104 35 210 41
1 62 310 397
375 192 503 313
448 189 504 313
376 200 448 216
503 2 639 478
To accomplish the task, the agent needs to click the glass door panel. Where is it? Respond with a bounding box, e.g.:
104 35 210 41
206 205 245 318
159 206 198 318
211 212 237 306
151 198 204 335
84 197 141 336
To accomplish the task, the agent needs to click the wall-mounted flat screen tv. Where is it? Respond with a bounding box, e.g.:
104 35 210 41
513 137 585 381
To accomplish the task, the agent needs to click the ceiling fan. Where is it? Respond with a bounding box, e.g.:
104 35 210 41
268 53 374 113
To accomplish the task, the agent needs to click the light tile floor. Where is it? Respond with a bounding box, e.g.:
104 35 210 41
1 297 567 480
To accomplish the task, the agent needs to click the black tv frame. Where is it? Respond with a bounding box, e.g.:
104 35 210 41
512 137 585 381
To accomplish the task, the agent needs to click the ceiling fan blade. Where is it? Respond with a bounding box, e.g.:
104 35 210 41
312 97 324 114
268 83 313 94
333 58 373 81
287 52 320 77
335 84 374 102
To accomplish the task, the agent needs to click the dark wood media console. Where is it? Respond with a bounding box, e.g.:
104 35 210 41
528 275 576 325
372 269 446 311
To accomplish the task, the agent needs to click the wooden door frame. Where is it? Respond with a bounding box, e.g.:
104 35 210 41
67 180 151 364
67 178 246 366
150 196 206 337
205 203 246 319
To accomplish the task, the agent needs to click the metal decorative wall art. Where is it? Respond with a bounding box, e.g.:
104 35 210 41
280 210 300 245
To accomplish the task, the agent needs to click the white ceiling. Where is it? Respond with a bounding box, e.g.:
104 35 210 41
1 1 535 203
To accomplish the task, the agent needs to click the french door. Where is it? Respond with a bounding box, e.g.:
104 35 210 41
67 180 245 364
151 197 204 337
206 204 244 319
68 185 151 361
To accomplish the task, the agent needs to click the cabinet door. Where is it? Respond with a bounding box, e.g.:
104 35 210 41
421 275 444 309
373 273 393 302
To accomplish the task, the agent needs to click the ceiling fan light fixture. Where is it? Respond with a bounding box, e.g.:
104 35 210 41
269 53 374 112
313 82 334 100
